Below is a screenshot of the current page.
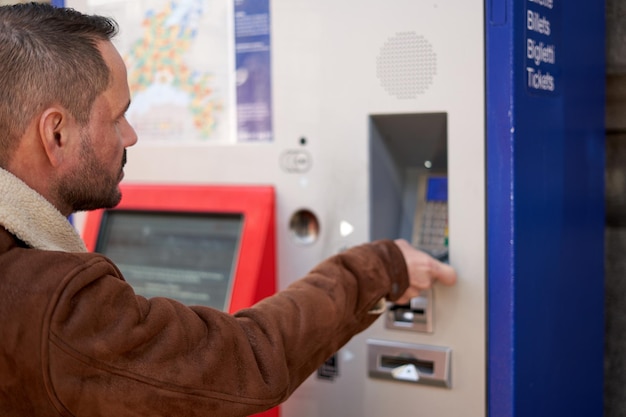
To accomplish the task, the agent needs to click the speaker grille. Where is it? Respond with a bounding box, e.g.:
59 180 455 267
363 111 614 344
376 32 437 99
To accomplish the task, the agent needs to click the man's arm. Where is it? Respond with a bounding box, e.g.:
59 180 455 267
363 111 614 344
45 240 453 417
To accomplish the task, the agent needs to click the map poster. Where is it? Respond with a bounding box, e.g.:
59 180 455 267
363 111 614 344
67 0 238 145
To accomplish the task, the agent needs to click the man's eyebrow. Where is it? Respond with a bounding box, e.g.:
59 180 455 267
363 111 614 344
117 100 131 118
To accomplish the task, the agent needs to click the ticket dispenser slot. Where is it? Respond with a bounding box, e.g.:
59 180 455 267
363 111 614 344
369 113 447 334
387 289 433 333
367 339 452 388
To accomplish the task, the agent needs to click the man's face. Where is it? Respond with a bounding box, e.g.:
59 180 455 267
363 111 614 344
57 41 137 212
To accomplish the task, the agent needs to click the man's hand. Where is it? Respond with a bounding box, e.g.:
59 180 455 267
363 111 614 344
393 239 457 304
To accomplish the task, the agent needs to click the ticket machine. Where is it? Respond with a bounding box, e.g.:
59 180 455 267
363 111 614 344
64 0 605 415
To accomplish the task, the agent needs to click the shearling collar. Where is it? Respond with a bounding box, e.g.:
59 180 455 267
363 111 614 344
0 168 87 252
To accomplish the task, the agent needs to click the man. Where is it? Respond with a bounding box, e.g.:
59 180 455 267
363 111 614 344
0 3 457 416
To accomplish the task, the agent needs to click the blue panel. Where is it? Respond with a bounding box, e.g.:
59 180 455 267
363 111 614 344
486 0 605 416
50 0 64 7
486 0 515 415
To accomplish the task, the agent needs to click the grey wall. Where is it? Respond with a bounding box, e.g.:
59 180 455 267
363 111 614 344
606 0 625 415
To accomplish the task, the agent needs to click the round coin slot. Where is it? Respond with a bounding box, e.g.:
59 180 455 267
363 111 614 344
289 209 319 245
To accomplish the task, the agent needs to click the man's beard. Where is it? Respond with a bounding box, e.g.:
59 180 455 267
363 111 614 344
57 135 126 213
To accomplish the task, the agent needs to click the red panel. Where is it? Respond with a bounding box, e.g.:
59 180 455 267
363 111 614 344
83 183 276 312
82 183 279 417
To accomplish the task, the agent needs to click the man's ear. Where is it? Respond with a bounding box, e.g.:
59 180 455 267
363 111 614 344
38 107 74 167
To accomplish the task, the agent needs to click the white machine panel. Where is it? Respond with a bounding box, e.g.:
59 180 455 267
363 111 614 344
69 0 486 415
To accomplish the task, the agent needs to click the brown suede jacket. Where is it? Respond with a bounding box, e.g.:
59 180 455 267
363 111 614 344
0 169 409 417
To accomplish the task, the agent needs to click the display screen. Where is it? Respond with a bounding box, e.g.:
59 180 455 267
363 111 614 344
426 176 448 202
96 210 243 311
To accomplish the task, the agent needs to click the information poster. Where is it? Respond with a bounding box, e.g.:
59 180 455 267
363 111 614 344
234 0 272 142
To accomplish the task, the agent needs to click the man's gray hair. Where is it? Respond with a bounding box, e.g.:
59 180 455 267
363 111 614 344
0 2 119 165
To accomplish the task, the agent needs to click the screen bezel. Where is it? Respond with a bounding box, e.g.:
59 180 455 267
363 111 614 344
96 209 243 311
82 184 275 313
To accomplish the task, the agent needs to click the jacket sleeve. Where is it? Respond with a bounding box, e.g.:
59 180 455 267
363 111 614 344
45 240 409 417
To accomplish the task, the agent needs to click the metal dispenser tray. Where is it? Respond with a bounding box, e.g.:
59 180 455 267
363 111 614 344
367 339 452 388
